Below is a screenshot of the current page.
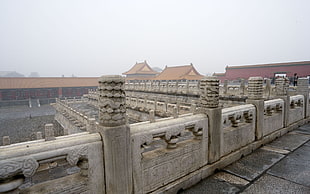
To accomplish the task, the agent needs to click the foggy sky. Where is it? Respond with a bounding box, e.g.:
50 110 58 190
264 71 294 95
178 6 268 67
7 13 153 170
1 0 309 77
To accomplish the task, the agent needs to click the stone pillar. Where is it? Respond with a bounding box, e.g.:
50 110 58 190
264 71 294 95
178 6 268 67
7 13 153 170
3 136 10 146
200 76 222 163
275 77 290 127
223 80 228 95
143 80 147 91
97 75 132 194
45 124 56 141
265 78 271 99
297 78 309 118
149 110 155 123
173 107 178 118
150 80 153 92
240 79 245 96
154 98 157 111
36 132 43 140
246 77 264 140
87 118 97 133
275 77 289 96
186 80 190 94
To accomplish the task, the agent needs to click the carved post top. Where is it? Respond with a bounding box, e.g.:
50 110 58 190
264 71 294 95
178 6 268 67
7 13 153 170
99 75 125 85
98 75 127 127
297 77 309 93
248 76 263 100
200 76 219 109
275 77 289 96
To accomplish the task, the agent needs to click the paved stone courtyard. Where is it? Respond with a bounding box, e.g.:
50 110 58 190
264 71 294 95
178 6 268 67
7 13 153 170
180 122 310 194
0 105 63 145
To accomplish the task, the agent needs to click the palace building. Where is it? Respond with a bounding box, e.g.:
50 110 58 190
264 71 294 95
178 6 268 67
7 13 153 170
0 77 98 101
214 61 310 82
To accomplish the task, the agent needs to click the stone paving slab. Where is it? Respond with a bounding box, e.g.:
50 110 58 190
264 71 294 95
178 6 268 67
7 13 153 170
295 123 310 135
179 174 240 194
241 174 310 194
213 172 249 188
267 141 310 187
267 133 310 151
261 146 290 155
223 149 284 181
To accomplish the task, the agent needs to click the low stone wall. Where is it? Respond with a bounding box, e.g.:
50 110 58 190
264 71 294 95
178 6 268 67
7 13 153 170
0 132 104 193
131 114 208 193
221 104 256 157
288 95 305 125
263 99 284 137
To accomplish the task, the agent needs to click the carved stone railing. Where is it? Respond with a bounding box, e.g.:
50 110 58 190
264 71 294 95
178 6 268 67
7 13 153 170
288 95 305 125
263 99 284 136
125 81 200 95
53 99 97 134
130 114 208 193
0 132 104 193
221 104 256 157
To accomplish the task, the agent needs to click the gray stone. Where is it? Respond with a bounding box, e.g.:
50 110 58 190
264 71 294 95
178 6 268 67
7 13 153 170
180 174 240 194
241 174 310 194
294 123 310 135
223 149 284 181
213 172 249 188
267 133 310 151
267 142 310 187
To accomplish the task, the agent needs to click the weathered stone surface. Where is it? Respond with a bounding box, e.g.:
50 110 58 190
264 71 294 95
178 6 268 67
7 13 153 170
44 123 56 141
98 75 126 127
267 142 310 187
248 77 263 100
200 76 219 108
223 149 284 181
180 174 240 194
267 133 310 151
213 172 249 187
221 105 256 157
21 173 88 194
294 122 310 135
275 77 289 96
241 174 310 194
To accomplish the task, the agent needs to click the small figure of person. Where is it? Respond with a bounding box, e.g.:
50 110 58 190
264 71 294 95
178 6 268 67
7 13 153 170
293 73 298 86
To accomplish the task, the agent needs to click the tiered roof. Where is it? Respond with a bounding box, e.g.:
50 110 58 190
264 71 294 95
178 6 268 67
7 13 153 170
122 61 158 75
153 64 204 80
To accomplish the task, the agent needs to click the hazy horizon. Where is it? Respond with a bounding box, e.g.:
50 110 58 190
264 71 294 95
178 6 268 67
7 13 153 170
1 0 309 77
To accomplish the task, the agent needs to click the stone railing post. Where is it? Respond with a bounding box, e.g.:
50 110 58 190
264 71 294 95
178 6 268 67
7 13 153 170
87 118 97 133
240 79 245 96
223 80 228 95
200 76 221 163
297 78 309 118
3 136 10 146
98 75 132 194
275 77 290 127
45 124 56 141
186 80 190 94
265 78 271 99
246 77 264 140
149 110 155 123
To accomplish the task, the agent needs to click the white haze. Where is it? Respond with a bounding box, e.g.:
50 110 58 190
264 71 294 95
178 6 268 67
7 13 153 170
0 0 309 77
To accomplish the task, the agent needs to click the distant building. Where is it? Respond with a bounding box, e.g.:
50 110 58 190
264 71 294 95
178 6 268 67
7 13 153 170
0 77 98 101
122 61 159 80
153 64 204 81
0 71 25 77
213 61 310 82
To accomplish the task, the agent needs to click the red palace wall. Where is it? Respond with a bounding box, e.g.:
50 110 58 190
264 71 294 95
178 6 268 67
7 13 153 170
219 63 310 82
